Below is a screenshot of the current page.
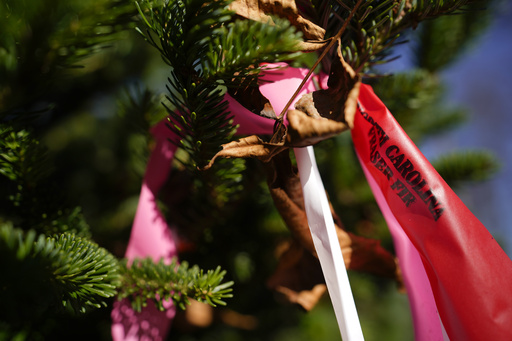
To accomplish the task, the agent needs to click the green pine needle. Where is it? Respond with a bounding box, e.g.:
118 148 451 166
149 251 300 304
433 150 500 186
117 257 234 312
0 225 120 318
323 0 476 72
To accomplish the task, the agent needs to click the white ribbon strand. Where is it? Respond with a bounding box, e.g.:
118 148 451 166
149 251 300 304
294 146 364 341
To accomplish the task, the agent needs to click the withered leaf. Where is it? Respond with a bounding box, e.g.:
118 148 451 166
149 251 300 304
204 135 288 169
229 0 328 51
205 37 360 169
203 109 348 169
295 40 361 128
266 239 326 311
285 109 348 147
265 151 403 309
266 152 316 254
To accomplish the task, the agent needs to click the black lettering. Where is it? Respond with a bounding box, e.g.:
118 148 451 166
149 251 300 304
389 153 403 168
402 192 416 207
391 179 416 207
384 145 444 220
390 178 404 190
375 156 387 172
412 181 444 220
361 111 389 147
370 149 378 163
369 128 377 146
405 171 422 186
411 179 427 194
379 134 390 147
370 144 377 161
370 151 394 181
386 145 400 158
418 188 433 202
425 194 441 212
397 159 414 178
431 207 444 221
382 165 394 181
425 191 444 220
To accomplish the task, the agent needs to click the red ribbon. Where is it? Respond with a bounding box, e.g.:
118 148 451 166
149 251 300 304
353 83 512 341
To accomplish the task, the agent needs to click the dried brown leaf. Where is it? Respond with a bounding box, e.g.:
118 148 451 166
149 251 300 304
266 152 316 254
265 152 403 309
266 239 326 311
295 41 361 127
204 29 359 170
229 0 327 51
204 109 347 169
286 109 348 147
204 135 287 169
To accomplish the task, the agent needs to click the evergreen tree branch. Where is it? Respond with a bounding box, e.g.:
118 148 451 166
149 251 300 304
0 126 52 186
133 0 306 226
117 257 234 311
414 0 492 71
0 0 138 118
372 69 467 140
203 17 304 83
136 0 304 168
432 150 500 186
0 225 120 320
311 0 481 73
0 125 91 237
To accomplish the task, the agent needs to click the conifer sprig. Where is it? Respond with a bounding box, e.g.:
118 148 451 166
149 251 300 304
0 126 52 186
317 0 475 72
136 0 238 172
433 150 500 186
0 0 137 118
117 257 234 311
0 225 120 316
136 0 303 168
134 0 305 223
204 18 303 82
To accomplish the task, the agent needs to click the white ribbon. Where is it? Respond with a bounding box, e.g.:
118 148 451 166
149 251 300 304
294 146 364 341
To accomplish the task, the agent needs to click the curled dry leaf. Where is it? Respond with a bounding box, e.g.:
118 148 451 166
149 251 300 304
203 136 287 169
229 0 328 51
266 151 316 254
203 109 348 169
265 151 403 309
295 40 361 128
286 109 348 146
266 239 326 311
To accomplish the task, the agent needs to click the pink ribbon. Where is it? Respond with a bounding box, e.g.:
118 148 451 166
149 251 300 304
358 157 447 341
111 120 180 341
